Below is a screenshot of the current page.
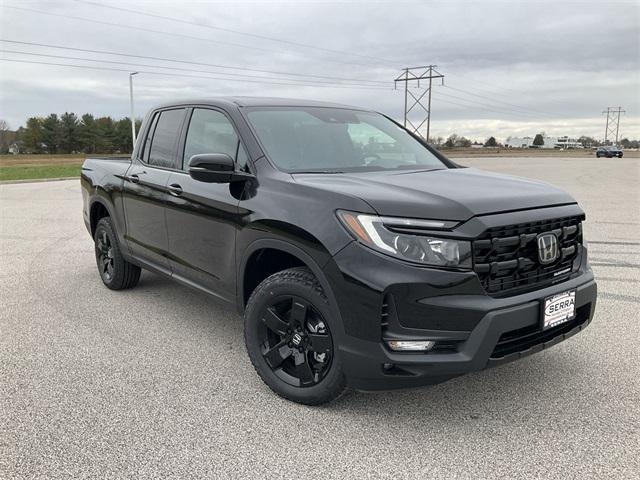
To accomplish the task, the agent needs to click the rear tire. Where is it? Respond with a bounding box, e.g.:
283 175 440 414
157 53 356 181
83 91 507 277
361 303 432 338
94 217 141 290
244 267 346 405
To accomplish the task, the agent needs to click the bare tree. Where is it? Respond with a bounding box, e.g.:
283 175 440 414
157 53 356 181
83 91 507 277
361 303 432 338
0 119 11 153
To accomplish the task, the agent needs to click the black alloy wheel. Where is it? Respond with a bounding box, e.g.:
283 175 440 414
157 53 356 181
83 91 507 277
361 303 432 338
93 217 141 290
96 229 115 282
244 267 346 404
258 295 333 387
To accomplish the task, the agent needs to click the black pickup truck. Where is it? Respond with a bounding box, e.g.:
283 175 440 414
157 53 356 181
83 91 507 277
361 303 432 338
81 97 597 404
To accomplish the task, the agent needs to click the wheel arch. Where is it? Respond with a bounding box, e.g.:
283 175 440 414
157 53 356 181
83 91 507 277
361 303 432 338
237 238 344 334
89 197 114 237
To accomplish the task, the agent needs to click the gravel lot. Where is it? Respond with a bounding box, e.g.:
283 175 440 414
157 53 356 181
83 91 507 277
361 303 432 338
1 156 639 479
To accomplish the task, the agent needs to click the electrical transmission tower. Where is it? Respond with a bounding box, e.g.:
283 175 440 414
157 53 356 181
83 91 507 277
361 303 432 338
602 106 625 145
394 65 444 142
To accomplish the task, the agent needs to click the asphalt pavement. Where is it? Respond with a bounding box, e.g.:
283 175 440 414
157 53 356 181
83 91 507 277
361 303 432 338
1 156 639 479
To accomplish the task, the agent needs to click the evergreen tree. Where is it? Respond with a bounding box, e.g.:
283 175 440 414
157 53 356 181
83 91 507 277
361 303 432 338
533 133 545 146
96 117 117 153
79 114 99 153
484 136 498 147
59 112 80 153
22 117 44 153
41 114 62 153
114 118 133 152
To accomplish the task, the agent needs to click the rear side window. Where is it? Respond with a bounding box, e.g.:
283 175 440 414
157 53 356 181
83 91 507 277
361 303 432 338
146 109 186 169
183 108 247 170
141 114 159 163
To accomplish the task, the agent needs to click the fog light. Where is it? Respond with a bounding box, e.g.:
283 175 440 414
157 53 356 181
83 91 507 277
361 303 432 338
387 340 436 352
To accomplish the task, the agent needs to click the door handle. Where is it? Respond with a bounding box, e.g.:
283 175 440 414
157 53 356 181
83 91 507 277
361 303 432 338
127 171 145 183
168 183 183 196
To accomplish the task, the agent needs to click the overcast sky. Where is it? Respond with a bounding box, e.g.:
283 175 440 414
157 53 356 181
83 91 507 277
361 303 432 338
1 0 639 142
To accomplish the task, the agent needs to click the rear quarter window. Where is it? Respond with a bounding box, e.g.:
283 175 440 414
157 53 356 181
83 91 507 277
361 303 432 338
146 109 186 169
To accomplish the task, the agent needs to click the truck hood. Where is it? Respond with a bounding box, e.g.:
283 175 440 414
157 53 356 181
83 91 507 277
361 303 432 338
292 167 576 221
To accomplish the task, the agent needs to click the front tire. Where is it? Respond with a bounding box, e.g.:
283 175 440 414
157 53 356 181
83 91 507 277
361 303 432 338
94 217 141 290
244 267 346 405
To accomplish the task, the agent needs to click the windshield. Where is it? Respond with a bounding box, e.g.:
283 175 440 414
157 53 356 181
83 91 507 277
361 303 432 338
244 107 447 173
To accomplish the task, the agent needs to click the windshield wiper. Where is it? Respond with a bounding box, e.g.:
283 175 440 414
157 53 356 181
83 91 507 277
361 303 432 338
395 165 445 171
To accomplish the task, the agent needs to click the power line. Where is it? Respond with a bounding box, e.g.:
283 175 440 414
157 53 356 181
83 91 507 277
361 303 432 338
73 0 399 67
2 5 392 71
444 68 524 96
434 90 547 118
0 39 390 85
444 68 592 116
1 52 546 117
0 50 391 89
0 58 391 90
431 93 548 119
0 7 570 117
443 85 556 117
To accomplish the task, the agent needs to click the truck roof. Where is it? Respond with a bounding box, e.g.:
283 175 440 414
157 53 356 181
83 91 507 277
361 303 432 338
151 96 373 111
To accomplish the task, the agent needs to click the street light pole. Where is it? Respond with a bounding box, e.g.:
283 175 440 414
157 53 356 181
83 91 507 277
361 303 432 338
129 72 139 150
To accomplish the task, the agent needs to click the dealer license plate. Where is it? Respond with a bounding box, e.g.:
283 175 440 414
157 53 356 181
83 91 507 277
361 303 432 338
542 290 576 330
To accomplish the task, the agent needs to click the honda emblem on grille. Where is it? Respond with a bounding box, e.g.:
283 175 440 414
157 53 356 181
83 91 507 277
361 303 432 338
537 233 559 264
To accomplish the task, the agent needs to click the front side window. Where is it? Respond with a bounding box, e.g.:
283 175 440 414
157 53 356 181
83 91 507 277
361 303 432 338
244 107 447 173
147 108 186 169
183 108 247 170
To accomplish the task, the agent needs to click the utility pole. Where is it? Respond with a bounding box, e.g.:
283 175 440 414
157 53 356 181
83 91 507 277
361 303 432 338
602 106 625 145
129 72 139 149
394 65 444 142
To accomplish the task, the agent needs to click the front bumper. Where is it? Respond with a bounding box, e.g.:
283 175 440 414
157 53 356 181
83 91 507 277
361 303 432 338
338 276 596 391
323 236 597 392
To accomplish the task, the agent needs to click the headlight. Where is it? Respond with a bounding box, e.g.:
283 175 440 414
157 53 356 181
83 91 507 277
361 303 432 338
337 210 472 268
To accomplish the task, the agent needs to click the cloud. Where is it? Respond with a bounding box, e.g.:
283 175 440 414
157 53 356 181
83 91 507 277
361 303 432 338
1 0 638 140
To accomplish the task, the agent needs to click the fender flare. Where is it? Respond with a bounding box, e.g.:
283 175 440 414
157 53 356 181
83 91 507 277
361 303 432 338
236 238 345 336
88 194 130 258
88 196 115 234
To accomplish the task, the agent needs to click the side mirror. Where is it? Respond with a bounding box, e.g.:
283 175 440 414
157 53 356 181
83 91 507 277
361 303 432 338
188 153 235 183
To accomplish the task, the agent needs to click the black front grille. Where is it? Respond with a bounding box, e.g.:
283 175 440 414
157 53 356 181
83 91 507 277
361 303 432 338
473 215 583 296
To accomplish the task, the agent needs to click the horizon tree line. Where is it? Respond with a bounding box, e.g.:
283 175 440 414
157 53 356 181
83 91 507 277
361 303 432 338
1 115 638 155
0 114 142 155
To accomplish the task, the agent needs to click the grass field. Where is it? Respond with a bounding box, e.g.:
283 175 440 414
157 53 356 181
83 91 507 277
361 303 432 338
0 164 83 182
1 149 637 181
0 154 127 182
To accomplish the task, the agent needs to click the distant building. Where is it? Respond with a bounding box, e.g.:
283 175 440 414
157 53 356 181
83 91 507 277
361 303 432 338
554 136 583 149
505 136 583 149
505 136 534 148
8 142 20 155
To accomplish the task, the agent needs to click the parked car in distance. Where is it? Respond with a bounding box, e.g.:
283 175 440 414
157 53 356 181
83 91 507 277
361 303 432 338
596 146 623 158
81 97 597 405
